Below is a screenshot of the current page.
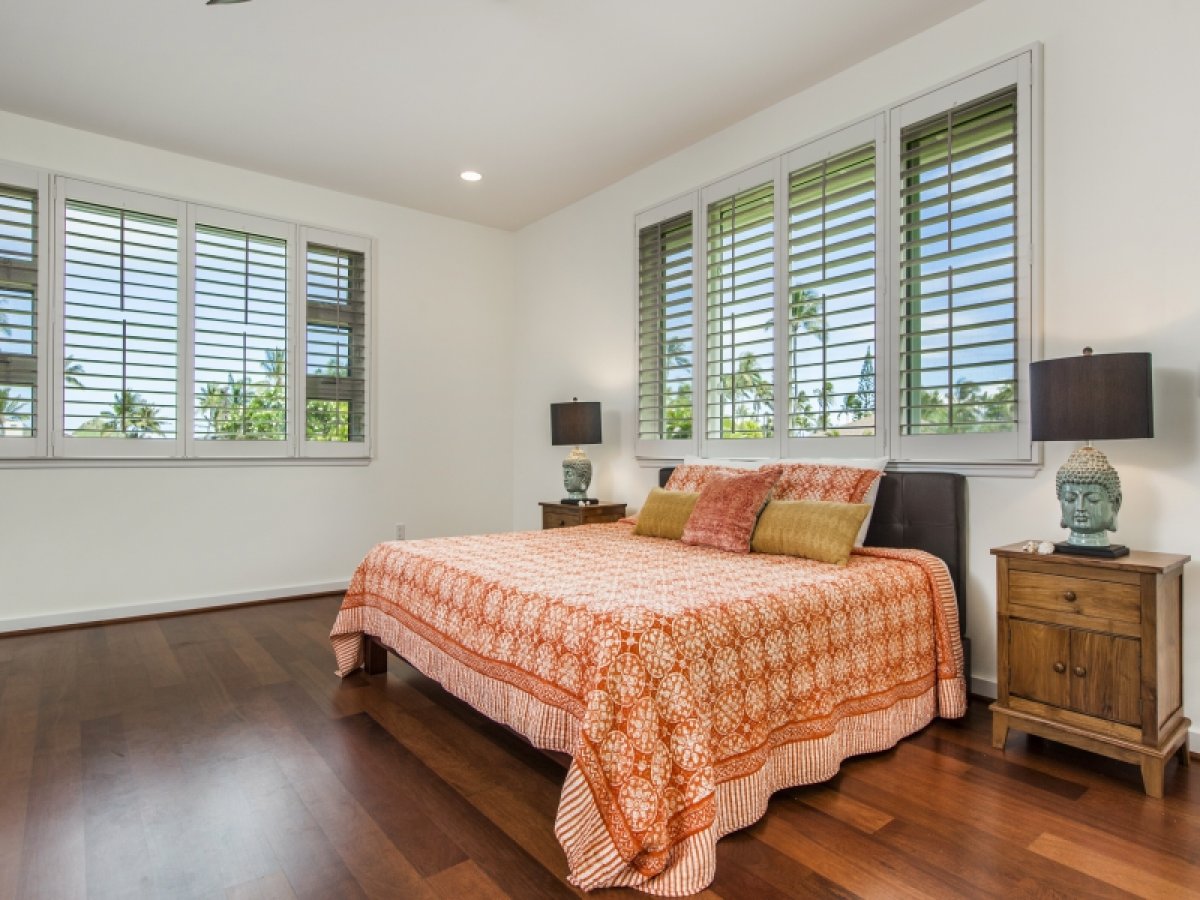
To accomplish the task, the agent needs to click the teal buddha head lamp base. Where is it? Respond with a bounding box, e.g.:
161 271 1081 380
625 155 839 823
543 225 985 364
1030 348 1154 558
550 399 602 505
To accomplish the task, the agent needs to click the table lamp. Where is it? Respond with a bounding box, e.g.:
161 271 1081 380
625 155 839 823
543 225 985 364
550 398 602 505
1030 348 1153 558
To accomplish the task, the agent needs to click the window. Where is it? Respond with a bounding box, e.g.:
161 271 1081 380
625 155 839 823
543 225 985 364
302 229 370 453
636 203 695 456
889 55 1032 463
635 49 1036 469
193 210 290 455
1 173 372 462
59 183 183 457
0 172 42 456
784 115 884 458
704 171 776 454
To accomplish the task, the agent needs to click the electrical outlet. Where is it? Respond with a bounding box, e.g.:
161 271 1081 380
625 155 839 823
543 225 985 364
394 523 406 540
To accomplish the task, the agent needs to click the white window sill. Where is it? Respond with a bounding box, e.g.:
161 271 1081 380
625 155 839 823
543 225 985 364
0 456 371 469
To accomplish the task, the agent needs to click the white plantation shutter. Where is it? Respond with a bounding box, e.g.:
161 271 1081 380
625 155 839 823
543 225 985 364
785 124 882 457
703 164 778 455
192 212 290 453
636 197 696 456
0 178 41 452
303 228 370 454
58 181 183 457
891 53 1032 464
899 88 1018 434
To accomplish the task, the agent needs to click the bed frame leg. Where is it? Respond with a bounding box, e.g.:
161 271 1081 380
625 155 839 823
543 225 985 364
363 635 388 675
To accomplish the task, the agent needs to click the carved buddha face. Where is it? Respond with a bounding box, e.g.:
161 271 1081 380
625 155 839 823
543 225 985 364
1058 480 1119 537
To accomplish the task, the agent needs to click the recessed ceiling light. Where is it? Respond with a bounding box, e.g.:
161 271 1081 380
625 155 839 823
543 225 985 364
460 171 483 183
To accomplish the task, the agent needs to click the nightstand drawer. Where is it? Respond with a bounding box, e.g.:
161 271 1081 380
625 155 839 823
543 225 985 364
539 501 627 530
1008 569 1140 624
542 510 579 529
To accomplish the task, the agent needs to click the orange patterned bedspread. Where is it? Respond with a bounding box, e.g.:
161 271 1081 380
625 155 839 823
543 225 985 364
330 523 965 895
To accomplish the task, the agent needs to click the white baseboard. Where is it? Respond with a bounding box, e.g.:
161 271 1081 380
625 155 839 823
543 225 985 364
969 674 1199 754
0 580 349 634
970 675 998 699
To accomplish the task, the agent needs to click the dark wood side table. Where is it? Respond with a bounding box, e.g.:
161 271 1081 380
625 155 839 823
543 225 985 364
990 543 1190 797
539 501 627 530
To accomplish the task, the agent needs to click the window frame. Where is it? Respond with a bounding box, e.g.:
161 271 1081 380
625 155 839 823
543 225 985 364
633 47 1040 473
0 162 49 459
53 178 187 459
782 114 887 460
887 54 1034 466
299 226 373 459
699 159 782 460
188 205 295 460
633 193 700 460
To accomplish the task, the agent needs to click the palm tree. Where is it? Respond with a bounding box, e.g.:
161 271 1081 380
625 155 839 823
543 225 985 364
64 356 85 391
99 391 164 438
0 387 27 435
719 352 773 438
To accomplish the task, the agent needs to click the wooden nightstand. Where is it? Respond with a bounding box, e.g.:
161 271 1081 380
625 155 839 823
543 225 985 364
990 543 1191 797
539 501 627 530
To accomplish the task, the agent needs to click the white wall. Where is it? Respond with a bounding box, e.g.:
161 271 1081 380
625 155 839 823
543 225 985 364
513 0 1200 736
0 111 517 629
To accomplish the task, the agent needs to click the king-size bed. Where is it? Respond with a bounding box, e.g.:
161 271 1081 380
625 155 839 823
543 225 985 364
330 465 968 895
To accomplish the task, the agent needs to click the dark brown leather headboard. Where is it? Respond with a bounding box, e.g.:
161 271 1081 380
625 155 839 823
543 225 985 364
658 467 970 682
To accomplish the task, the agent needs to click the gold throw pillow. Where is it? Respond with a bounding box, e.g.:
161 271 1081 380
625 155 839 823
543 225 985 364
750 500 870 565
633 488 700 540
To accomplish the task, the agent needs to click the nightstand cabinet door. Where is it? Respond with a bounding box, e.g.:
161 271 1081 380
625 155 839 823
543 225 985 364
1007 619 1070 709
1070 630 1141 725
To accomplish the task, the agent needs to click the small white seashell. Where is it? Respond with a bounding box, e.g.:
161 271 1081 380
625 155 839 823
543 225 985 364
1021 540 1038 553
1036 540 1056 555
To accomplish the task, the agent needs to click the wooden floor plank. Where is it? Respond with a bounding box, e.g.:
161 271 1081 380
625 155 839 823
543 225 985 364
1029 825 1200 899
426 859 512 900
2 594 1198 900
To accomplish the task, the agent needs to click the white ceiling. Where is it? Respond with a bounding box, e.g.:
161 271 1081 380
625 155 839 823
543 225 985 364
0 0 980 230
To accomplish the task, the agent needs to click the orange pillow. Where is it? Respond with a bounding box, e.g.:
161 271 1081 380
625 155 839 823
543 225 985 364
663 463 762 494
680 468 779 553
771 463 882 504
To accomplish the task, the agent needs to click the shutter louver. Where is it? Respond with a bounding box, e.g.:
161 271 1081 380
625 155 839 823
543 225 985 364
637 212 693 441
706 180 775 440
63 201 178 439
787 144 876 438
305 244 366 443
194 225 288 441
899 87 1018 435
0 185 38 439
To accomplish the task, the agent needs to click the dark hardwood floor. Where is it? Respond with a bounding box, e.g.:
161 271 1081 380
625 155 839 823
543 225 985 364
2 595 1197 899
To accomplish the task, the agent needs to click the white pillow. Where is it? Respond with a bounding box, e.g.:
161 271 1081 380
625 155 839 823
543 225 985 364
681 455 764 470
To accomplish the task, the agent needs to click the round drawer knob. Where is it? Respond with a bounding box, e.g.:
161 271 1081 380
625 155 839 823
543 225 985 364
1063 591 1077 602
1073 666 1087 678
1053 662 1066 674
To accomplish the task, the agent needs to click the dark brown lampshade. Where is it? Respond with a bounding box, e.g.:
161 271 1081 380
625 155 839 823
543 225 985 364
550 400 602 446
1030 351 1154 442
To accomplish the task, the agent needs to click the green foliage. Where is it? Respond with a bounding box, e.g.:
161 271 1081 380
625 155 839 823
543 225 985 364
664 382 692 439
197 347 288 440
306 400 349 441
0 386 28 435
907 381 1015 433
73 390 166 438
